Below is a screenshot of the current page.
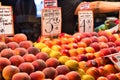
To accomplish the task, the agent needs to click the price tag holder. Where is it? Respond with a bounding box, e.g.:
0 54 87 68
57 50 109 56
106 52 120 70
41 7 62 37
44 0 58 8
78 10 94 33
0 6 14 41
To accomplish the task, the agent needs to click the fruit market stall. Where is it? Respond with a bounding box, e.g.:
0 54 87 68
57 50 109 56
1 30 120 80
1 1 120 80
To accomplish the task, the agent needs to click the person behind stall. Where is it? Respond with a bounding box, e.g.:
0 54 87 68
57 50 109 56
1 0 120 42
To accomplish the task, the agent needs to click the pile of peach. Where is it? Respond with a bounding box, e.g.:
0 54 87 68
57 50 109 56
1 31 120 80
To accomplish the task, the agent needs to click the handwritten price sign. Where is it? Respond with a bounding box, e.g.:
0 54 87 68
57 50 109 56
0 6 14 36
106 52 120 70
78 10 94 33
41 8 62 36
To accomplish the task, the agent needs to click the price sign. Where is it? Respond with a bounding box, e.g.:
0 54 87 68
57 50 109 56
78 10 94 33
106 52 120 70
41 8 62 36
44 0 58 8
0 6 14 36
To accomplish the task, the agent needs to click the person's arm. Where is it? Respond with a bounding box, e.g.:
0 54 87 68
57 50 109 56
75 1 120 15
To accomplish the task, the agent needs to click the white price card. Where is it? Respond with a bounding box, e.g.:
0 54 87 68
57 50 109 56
78 10 94 33
44 0 58 8
41 8 62 36
107 52 120 69
0 6 14 36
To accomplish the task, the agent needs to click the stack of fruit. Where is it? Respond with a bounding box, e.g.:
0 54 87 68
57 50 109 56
1 30 120 80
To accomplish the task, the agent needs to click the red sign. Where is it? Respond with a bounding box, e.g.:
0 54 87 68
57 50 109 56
44 0 58 8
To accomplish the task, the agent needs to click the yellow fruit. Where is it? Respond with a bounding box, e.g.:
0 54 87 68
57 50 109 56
41 46 51 54
34 42 47 50
76 68 86 77
58 56 70 64
65 60 79 71
81 74 95 80
49 50 61 59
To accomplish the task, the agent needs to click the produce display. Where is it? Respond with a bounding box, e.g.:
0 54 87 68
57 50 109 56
1 31 120 80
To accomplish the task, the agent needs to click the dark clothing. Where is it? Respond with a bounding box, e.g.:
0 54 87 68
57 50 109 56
0 0 82 41
58 0 82 34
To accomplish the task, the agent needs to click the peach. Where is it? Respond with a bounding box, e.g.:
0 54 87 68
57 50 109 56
13 33 27 43
86 67 100 79
0 48 15 59
18 62 35 74
56 65 70 75
0 57 11 72
80 37 92 46
114 39 120 46
107 42 116 47
100 48 112 56
61 44 70 50
60 49 70 57
43 40 53 48
23 54 36 62
19 40 33 49
42 67 58 79
27 47 40 55
69 48 78 57
90 42 100 52
68 43 78 49
9 55 24 67
97 36 108 43
54 75 69 80
108 35 117 42
0 42 8 52
98 42 109 49
97 66 109 76
77 42 87 48
85 53 95 60
109 47 119 53
94 51 102 58
104 64 118 75
90 36 98 42
4 36 14 43
78 61 89 71
106 73 119 80
76 47 86 54
2 65 20 80
60 37 70 44
97 76 108 80
14 47 28 56
32 59 47 71
94 57 105 66
52 38 61 45
46 58 59 68
12 72 31 80
36 52 50 61
98 30 111 37
72 32 82 42
115 72 120 80
85 46 95 53
7 42 19 50
67 37 77 43
65 71 81 80
80 32 92 38
77 54 88 62
30 71 45 80
86 60 98 67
